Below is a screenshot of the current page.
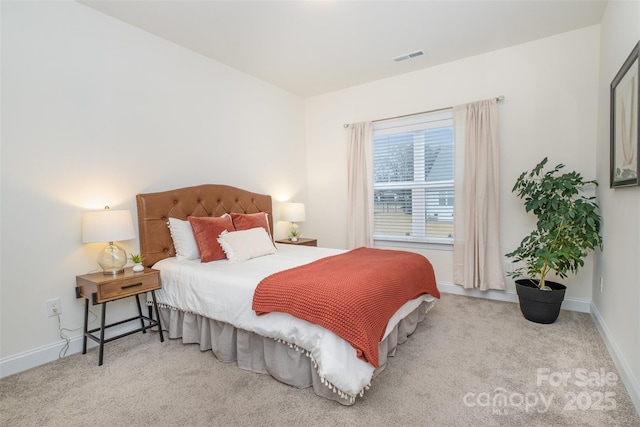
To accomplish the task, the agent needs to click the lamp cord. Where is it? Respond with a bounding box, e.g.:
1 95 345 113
57 309 98 358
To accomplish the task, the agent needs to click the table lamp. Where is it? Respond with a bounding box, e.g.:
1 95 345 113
280 202 306 242
82 206 136 275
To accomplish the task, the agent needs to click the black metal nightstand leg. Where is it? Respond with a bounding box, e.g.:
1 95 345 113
82 298 89 354
151 290 164 342
134 294 146 334
98 303 107 366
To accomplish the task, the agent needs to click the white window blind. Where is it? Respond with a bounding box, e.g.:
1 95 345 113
373 110 454 244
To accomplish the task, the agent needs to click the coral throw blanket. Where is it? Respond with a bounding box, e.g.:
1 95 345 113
252 247 439 367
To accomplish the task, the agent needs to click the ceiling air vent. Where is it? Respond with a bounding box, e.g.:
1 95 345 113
393 50 424 62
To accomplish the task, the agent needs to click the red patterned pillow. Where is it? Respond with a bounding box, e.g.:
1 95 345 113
188 214 235 262
231 212 271 236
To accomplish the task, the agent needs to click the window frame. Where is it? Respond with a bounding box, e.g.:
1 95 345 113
372 110 454 247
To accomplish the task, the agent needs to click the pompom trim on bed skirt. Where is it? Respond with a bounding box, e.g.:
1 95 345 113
270 337 364 403
147 298 436 404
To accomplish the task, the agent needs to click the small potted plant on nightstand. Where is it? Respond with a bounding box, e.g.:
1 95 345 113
506 158 602 324
130 253 144 273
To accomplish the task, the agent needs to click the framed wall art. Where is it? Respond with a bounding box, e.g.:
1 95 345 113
610 41 639 188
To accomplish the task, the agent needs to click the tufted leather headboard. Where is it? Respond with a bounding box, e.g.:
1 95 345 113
136 184 273 267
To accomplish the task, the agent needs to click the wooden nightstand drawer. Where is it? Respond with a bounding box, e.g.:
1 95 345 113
76 268 161 304
95 273 159 302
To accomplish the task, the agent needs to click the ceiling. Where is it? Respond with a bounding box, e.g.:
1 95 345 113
79 0 608 98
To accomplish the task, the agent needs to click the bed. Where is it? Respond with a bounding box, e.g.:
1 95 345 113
136 184 439 405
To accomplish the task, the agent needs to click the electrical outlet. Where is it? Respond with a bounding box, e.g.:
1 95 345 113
46 298 61 317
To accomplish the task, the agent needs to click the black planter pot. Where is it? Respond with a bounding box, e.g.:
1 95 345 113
515 279 567 324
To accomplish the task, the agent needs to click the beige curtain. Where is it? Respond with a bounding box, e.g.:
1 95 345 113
347 122 374 249
453 99 505 290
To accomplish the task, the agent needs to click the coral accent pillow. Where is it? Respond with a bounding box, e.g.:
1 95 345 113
188 214 235 262
231 212 271 236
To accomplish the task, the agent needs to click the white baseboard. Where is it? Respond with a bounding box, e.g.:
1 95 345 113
590 302 640 415
438 281 591 313
0 323 138 379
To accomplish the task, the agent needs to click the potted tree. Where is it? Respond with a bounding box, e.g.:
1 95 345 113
506 158 602 324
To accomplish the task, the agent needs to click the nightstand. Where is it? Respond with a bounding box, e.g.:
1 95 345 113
275 238 317 247
75 267 164 365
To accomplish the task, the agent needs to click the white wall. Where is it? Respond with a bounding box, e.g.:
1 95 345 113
593 0 640 409
0 1 305 370
305 26 601 302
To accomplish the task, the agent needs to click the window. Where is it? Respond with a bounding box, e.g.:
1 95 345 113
373 110 454 245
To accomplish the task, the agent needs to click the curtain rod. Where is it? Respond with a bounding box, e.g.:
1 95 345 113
343 95 505 128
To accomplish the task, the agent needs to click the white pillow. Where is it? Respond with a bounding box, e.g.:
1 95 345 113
217 228 277 263
168 217 199 261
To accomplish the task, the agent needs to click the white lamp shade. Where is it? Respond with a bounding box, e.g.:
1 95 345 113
280 202 306 222
82 209 136 243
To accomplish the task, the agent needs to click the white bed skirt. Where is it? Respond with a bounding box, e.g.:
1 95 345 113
156 301 432 405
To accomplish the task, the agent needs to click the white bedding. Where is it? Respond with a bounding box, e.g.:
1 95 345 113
152 243 435 397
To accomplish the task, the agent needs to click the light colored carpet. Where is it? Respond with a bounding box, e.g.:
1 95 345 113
1 294 638 427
